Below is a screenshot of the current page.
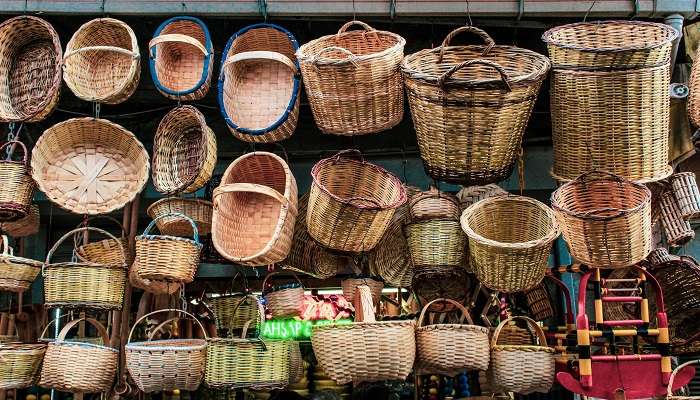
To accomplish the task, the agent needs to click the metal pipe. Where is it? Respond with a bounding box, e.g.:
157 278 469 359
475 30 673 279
665 14 685 76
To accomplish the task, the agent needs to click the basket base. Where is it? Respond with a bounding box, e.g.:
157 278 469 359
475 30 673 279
0 278 31 293
422 162 515 186
0 203 29 222
44 301 123 310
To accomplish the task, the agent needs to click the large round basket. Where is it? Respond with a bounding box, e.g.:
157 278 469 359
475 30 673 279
152 106 217 195
368 204 413 287
219 23 300 143
147 197 213 237
212 152 298 266
296 20 405 136
406 219 467 269
0 16 62 122
461 195 559 292
31 118 149 214
263 272 304 318
0 343 47 390
74 216 133 266
551 171 652 268
341 277 384 306
0 235 41 293
0 141 35 221
308 150 406 252
402 26 549 185
149 16 213 101
0 204 39 237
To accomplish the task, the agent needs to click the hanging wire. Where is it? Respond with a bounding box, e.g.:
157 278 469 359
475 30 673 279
465 0 473 26
352 0 357 20
518 146 525 195
583 0 597 22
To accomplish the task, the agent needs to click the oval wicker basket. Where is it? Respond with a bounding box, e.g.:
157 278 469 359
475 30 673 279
74 216 133 266
402 26 550 185
0 204 39 237
219 23 300 143
660 191 695 247
368 204 413 287
406 219 467 269
31 118 149 215
0 235 41 293
212 152 298 266
340 277 384 306
149 16 213 101
296 20 405 136
0 343 46 390
0 16 62 122
263 272 304 318
670 172 700 220
461 195 559 292
0 141 35 222
147 197 213 237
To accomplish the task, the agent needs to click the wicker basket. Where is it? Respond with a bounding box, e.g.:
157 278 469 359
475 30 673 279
0 343 46 390
0 141 35 221
402 26 549 185
341 277 384 306
207 279 261 334
31 118 149 215
126 309 207 393
38 315 105 347
296 20 405 135
43 227 127 310
368 204 413 287
147 197 213 237
670 172 700 220
667 359 700 400
412 266 471 307
0 235 41 293
551 171 652 268
461 195 559 292
660 191 695 246
416 298 490 374
63 18 140 104
490 316 555 394
133 212 202 284
219 23 301 143
690 54 700 128
409 187 460 221
152 106 217 195
524 283 554 322
149 16 213 101
0 16 62 122
308 150 406 252
456 184 508 212
212 152 298 266
39 317 118 393
75 216 133 266
0 204 39 237
263 272 304 318
406 219 467 269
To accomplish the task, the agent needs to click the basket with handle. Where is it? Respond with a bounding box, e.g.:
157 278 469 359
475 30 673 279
206 273 261 334
149 16 213 101
667 359 700 399
0 204 39 237
368 204 413 287
38 315 104 346
456 184 508 212
341 277 384 306
401 26 550 185
263 272 304 318
0 140 35 221
44 227 127 310
670 172 700 220
0 343 47 390
63 17 140 104
660 191 695 246
0 235 41 293
74 216 133 266
39 317 118 393
126 309 207 393
147 197 213 237
296 20 405 136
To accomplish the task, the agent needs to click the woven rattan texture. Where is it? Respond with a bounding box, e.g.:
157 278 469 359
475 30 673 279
368 204 413 287
208 294 261 333
412 266 471 306
689 57 700 128
0 344 46 390
264 272 304 318
0 252 41 293
670 173 700 220
660 191 695 246
406 219 467 269
524 283 554 321
456 184 508 211
650 253 700 340
0 141 35 221
409 188 460 220
147 197 213 237
206 338 292 390
341 277 384 306
0 204 39 237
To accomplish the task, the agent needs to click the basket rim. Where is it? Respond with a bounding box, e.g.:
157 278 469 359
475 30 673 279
44 261 127 270
136 234 203 248
0 342 47 351
550 176 651 220
312 320 415 332
416 323 490 334
146 197 213 221
491 344 556 353
296 26 406 65
550 165 674 185
126 338 207 352
51 340 119 353
0 255 42 268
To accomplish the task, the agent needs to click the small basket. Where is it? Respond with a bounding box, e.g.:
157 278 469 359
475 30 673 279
133 212 202 285
0 16 62 122
206 274 261 334
0 235 41 293
524 283 554 322
660 191 695 246
63 18 140 104
461 195 559 292
412 266 471 307
39 317 118 393
409 187 460 220
0 343 47 390
296 20 405 135
666 359 700 400
152 105 217 195
129 263 181 296
308 150 406 252
263 272 304 318
126 309 207 393
456 184 508 212
0 141 35 221
490 316 555 394
406 219 467 269
368 204 413 287
551 171 652 268
147 197 213 237
341 277 384 306
0 204 39 238
670 172 700 220
149 16 213 101
74 216 133 266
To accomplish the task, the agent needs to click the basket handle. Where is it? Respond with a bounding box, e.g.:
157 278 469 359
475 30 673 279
39 314 71 340
437 59 512 91
262 271 304 292
310 46 359 67
149 34 209 56
667 359 700 397
127 308 208 344
228 294 265 338
64 45 139 61
331 149 365 163
44 227 127 273
73 216 127 252
56 317 111 346
0 140 29 165
142 212 200 244
437 26 495 62
417 298 474 327
212 183 288 209
337 20 376 34
221 51 297 77
491 315 547 347
0 235 13 257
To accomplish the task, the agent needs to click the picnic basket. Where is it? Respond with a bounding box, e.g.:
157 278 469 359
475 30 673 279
0 235 41 293
0 343 46 389
0 204 39 237
670 172 700 220
147 197 213 237
660 191 695 246
74 216 132 266
263 272 304 318
0 140 35 221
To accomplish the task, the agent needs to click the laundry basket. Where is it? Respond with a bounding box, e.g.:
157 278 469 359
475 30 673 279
0 235 41 293
147 197 213 237
0 141 35 221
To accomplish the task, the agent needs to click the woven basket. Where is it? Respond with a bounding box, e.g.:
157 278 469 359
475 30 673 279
416 298 490 374
406 219 467 269
667 359 700 400
263 272 304 318
126 309 207 393
133 212 202 284
149 16 213 101
490 316 555 394
0 141 35 222
219 23 300 143
63 18 140 104
551 171 652 268
412 266 471 307
311 320 415 384
660 191 695 246
670 172 700 220
43 227 127 310
75 216 133 266
0 16 61 122
31 118 149 215
524 283 554 322
0 343 46 390
341 277 383 306
212 152 298 266
308 150 406 252
0 235 41 293
38 315 105 347
368 204 413 287
461 195 559 292
129 266 181 296
207 290 261 334
147 197 213 237
409 187 460 221
0 204 39 237
39 317 118 393
402 26 549 185
152 105 217 195
297 20 405 135
690 53 700 128
456 184 508 212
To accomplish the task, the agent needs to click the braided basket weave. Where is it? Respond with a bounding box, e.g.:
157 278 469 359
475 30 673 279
368 203 413 287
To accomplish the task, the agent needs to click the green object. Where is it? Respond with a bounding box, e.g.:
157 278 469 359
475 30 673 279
260 318 352 340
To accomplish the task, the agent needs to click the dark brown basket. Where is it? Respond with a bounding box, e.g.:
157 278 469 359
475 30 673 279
524 283 554 321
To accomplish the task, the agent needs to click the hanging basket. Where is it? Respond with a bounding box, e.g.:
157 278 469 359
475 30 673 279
43 227 127 310
406 219 467 269
524 283 554 322
409 187 460 220
31 118 149 215
63 17 140 104
0 204 39 237
402 26 549 185
0 343 46 390
341 277 384 306
0 141 35 222
263 272 304 318
412 266 471 307
129 267 181 296
660 191 695 246
212 152 298 266
0 235 41 293
152 106 217 195
456 184 508 212
551 171 652 268
308 150 406 252
75 216 133 266
0 16 62 122
149 16 213 101
670 172 700 220
296 20 405 135
147 197 213 237
206 274 261 333
219 23 301 143
461 195 559 292
368 204 414 287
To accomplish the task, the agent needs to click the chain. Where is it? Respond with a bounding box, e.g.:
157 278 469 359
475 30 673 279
5 122 19 160
179 283 187 311
518 146 525 195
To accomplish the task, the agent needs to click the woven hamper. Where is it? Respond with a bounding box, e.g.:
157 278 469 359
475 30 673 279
296 21 405 135
0 16 62 122
0 204 39 237
263 272 304 318
75 216 133 266
660 191 695 246
147 197 213 237
0 141 35 221
150 16 213 101
670 172 700 220
0 235 41 293
368 204 413 287
341 277 384 306
0 343 46 390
